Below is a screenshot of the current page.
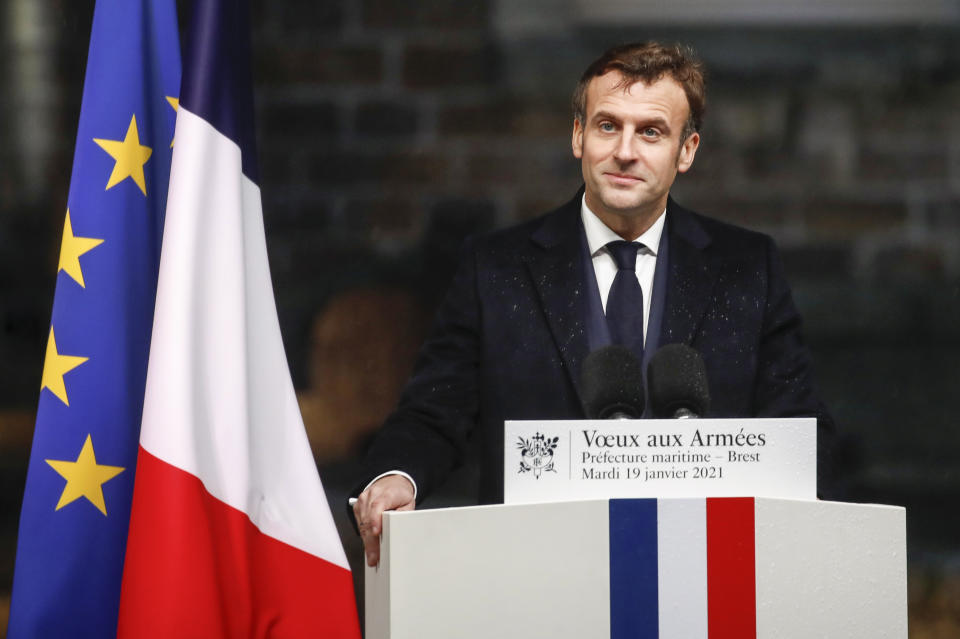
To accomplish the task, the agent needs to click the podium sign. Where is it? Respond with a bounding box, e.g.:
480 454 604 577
504 418 815 503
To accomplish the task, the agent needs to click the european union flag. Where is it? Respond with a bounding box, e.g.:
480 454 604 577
8 0 180 636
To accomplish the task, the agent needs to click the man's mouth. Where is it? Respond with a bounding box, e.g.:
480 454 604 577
604 172 642 184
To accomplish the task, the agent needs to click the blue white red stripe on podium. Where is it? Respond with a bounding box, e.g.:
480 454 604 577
609 498 756 639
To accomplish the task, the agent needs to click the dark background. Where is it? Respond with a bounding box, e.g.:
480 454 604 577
2 0 960 635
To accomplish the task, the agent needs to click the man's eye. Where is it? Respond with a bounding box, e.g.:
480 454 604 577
599 122 616 132
641 127 660 137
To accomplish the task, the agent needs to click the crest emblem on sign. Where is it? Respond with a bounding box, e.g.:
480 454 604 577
517 432 559 478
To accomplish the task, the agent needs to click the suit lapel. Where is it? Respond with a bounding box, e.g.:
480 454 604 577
520 195 719 402
522 195 592 406
660 199 721 345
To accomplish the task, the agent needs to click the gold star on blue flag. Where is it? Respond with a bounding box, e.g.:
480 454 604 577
8 0 180 636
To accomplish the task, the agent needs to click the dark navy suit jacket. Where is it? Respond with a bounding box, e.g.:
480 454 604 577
357 192 835 504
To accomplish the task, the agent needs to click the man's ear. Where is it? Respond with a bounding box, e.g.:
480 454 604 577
677 131 700 173
572 118 583 159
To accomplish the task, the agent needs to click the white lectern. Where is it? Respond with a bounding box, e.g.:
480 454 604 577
365 497 906 639
366 419 906 638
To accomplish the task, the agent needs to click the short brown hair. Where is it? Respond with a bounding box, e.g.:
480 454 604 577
572 41 706 140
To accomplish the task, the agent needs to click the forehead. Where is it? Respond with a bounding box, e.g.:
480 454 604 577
585 71 690 125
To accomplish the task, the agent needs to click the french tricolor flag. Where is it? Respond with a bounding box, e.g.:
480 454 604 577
116 0 361 636
610 498 757 638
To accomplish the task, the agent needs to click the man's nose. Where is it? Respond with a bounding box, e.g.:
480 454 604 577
613 130 637 162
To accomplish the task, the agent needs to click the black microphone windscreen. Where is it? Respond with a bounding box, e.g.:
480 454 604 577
647 344 711 418
580 345 646 419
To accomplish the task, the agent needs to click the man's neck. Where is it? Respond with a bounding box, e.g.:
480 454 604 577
586 196 668 241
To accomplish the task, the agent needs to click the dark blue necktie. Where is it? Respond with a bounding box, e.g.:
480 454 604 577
605 240 645 361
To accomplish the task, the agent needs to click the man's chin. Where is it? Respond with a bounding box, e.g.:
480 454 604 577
599 195 649 217
595 193 670 221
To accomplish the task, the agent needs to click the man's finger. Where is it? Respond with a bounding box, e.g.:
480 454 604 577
356 494 386 566
352 498 380 566
366 497 395 535
360 526 380 566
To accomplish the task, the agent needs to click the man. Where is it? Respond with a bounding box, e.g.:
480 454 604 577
352 42 835 566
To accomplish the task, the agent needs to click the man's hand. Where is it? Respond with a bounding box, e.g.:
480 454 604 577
353 475 416 567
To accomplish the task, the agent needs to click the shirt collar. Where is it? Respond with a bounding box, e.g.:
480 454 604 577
580 194 666 257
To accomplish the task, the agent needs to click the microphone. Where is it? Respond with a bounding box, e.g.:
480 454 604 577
647 344 710 419
580 345 646 419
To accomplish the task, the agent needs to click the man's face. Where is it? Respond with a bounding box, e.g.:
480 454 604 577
572 72 700 225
